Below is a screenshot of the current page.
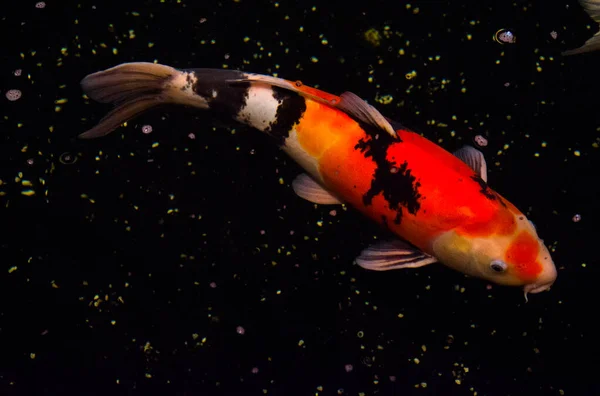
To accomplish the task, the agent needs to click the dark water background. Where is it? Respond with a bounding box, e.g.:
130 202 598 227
1 0 599 395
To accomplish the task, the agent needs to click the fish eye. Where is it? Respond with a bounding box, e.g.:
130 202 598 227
490 260 507 273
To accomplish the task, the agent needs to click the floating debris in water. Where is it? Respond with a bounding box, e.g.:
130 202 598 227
5 89 22 101
59 152 77 165
474 135 488 147
141 124 153 134
494 29 516 44
364 28 382 47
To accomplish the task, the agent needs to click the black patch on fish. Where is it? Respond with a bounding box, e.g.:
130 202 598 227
186 68 249 117
471 175 496 200
385 117 405 131
265 87 307 146
381 215 389 230
353 124 420 225
498 196 507 208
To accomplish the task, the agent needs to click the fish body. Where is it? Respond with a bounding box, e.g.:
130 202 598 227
80 62 557 298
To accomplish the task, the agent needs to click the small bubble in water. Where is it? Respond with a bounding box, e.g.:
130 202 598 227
14 69 22 76
27 158 34 165
474 135 488 147
141 124 153 134
344 364 353 373
59 152 77 165
5 89 22 101
236 326 245 335
35 1 46 8
199 17 207 23
329 210 337 216
209 282 217 288
188 133 196 140
260 230 265 235
572 214 581 222
494 29 516 44
224 53 230 60
389 376 397 382
251 367 259 374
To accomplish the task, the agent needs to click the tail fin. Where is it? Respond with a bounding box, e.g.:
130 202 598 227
79 62 207 139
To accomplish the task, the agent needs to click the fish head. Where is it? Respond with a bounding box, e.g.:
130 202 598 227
431 212 557 297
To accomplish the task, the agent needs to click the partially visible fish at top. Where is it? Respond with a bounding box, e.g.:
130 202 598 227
563 0 600 55
78 62 557 301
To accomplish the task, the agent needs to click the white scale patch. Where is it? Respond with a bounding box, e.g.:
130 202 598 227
168 71 209 109
235 83 280 132
283 130 323 184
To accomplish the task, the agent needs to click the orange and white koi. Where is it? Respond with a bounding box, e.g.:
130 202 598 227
80 62 557 300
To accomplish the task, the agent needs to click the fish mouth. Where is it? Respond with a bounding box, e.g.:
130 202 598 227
523 256 557 301
523 281 554 302
524 282 553 295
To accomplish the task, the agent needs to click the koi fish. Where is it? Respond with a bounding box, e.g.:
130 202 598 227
562 0 600 56
80 62 557 300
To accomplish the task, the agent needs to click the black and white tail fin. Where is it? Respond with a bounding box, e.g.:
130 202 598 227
79 62 208 139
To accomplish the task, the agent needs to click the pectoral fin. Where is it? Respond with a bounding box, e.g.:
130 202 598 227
355 239 437 271
292 173 343 204
453 145 488 182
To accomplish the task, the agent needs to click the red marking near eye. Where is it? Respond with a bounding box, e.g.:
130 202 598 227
505 231 542 280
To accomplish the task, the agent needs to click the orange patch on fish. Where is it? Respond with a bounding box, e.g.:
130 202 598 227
459 207 517 237
505 231 542 280
295 100 363 158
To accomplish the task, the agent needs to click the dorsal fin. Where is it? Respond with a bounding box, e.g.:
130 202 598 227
453 145 488 182
336 92 397 138
227 75 397 138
